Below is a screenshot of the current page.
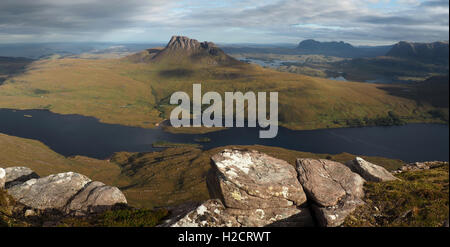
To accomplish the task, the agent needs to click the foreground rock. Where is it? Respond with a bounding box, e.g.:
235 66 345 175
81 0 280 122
7 171 127 216
168 149 314 227
296 159 365 227
4 167 40 189
0 168 5 189
345 157 398 182
208 149 307 209
65 181 127 215
169 199 314 227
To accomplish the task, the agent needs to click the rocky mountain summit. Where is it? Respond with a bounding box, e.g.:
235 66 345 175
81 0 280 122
162 149 401 227
126 35 241 65
0 166 127 217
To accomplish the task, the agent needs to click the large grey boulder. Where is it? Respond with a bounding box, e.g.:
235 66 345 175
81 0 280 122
65 181 127 215
169 199 314 227
4 167 40 189
7 172 127 215
345 157 398 182
168 149 315 227
0 168 5 189
208 149 307 209
7 172 91 211
296 159 365 227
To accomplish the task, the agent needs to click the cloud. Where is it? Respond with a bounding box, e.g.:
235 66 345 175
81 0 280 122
0 0 448 44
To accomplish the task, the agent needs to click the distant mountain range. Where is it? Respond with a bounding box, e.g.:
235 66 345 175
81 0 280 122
295 39 450 62
386 41 449 64
221 40 393 58
297 39 355 55
295 39 393 58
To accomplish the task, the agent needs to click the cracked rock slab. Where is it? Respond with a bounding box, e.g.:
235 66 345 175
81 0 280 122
7 172 92 211
170 199 314 227
208 149 307 209
296 158 365 227
312 195 365 227
65 181 127 216
345 157 398 182
6 172 127 215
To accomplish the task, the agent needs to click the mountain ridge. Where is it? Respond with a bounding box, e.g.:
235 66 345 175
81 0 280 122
126 36 241 66
386 41 449 64
295 39 391 57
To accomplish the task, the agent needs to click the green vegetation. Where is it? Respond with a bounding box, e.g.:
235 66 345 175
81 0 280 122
336 56 448 83
97 208 168 227
1 188 167 227
343 111 406 127
57 208 168 227
0 189 29 227
344 164 449 227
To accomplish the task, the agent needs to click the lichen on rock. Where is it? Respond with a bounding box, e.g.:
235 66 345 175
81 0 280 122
208 149 307 209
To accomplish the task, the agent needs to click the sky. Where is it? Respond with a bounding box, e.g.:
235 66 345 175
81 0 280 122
0 0 448 45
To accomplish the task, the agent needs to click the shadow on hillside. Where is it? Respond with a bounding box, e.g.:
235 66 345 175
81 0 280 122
378 76 449 108
0 57 34 85
159 68 194 78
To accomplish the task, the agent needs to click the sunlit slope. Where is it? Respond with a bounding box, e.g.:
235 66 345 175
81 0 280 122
0 133 126 186
0 58 161 127
0 56 443 130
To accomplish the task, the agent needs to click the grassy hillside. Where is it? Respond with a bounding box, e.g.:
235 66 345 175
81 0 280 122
335 56 448 83
345 164 449 227
0 133 405 209
0 53 446 131
0 133 126 186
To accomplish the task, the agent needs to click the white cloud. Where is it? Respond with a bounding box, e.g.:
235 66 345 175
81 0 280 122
0 0 448 44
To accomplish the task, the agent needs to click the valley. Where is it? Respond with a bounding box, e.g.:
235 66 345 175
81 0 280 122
0 36 447 133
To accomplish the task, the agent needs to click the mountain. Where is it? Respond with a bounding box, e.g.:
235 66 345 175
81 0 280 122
297 39 355 51
296 39 358 57
294 39 392 58
126 36 241 66
386 41 449 64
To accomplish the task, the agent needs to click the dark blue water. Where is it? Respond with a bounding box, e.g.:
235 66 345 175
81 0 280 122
0 109 448 162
